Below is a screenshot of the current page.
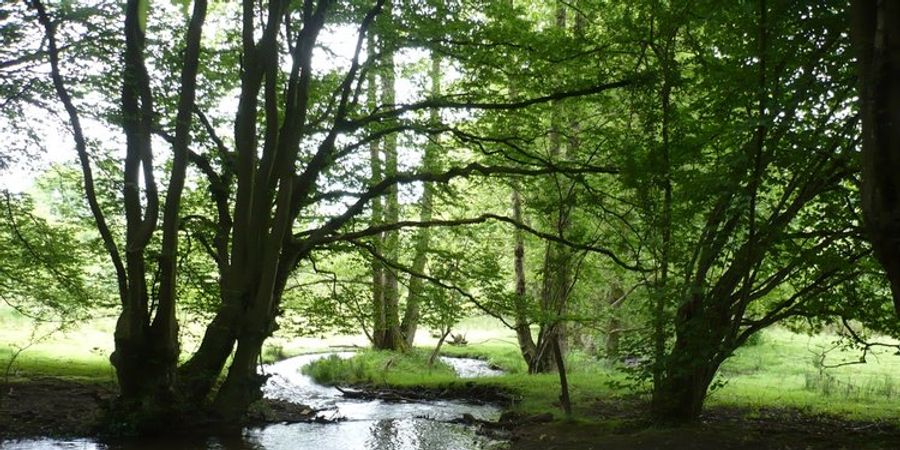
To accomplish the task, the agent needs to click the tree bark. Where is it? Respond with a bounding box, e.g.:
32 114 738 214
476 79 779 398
605 284 624 360
368 32 386 348
401 54 440 348
511 188 540 371
650 309 724 422
531 1 573 374
851 0 900 311
374 1 403 351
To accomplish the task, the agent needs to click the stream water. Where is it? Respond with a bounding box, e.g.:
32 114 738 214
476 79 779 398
2 353 506 450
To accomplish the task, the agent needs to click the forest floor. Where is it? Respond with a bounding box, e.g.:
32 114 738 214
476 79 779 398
5 309 900 448
505 409 900 450
0 377 114 438
0 377 318 439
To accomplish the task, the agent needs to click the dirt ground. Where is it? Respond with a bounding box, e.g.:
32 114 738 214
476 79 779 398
4 379 900 449
0 377 115 439
0 378 317 440
507 401 900 450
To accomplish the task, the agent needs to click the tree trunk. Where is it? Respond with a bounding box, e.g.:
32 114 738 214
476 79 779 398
651 293 729 422
367 33 386 348
374 4 403 351
651 357 717 422
851 0 900 311
552 333 572 417
401 54 440 348
511 188 540 369
651 23 676 392
605 284 624 360
528 2 574 375
651 324 723 422
177 288 242 404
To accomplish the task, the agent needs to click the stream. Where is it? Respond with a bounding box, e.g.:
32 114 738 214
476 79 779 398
2 353 507 450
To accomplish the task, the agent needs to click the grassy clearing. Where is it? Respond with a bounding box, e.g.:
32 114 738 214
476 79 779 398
0 306 115 382
710 327 900 420
5 306 900 423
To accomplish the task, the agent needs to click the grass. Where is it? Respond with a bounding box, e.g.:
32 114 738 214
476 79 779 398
709 327 900 420
302 322 900 423
301 349 458 385
0 306 115 382
6 305 900 423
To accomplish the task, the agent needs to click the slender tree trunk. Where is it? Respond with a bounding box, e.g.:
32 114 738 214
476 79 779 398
532 2 573 374
512 188 540 370
375 2 403 351
428 325 452 368
552 333 572 417
605 284 624 360
401 54 441 347
652 27 676 394
367 32 386 348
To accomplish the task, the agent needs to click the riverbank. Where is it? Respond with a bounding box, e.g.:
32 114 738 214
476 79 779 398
304 349 900 449
0 377 319 440
0 377 114 438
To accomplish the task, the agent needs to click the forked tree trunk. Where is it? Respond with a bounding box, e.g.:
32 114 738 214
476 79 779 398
651 295 729 422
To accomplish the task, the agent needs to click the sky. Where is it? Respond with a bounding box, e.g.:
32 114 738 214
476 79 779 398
1 7 450 208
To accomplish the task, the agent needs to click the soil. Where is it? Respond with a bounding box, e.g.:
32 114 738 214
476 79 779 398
0 378 318 441
5 378 900 449
334 381 518 405
505 399 900 450
0 377 115 439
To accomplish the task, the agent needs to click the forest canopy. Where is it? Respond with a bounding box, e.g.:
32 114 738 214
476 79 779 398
1 0 899 434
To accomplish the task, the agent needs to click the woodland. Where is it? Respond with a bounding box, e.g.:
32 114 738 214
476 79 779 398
2 0 900 448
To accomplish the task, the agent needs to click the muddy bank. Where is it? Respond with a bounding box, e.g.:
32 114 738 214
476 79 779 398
8 376 900 449
0 378 319 440
1 378 115 439
334 381 517 406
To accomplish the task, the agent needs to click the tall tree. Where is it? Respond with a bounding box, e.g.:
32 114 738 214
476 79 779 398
400 53 442 347
23 0 630 429
851 1 900 312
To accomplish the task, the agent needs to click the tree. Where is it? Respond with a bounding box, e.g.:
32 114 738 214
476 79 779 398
22 0 630 430
850 0 900 312
618 0 868 421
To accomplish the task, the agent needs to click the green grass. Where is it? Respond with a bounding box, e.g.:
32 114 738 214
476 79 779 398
302 349 458 385
438 342 528 373
0 306 116 382
303 344 632 419
709 327 900 420
303 322 900 423
6 305 900 423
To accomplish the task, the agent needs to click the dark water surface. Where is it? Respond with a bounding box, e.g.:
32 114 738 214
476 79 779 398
2 353 506 450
